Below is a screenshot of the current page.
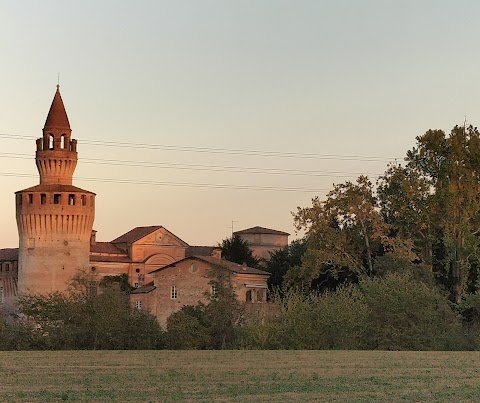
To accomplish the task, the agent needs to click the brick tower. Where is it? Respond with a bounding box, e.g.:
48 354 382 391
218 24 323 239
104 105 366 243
15 86 95 294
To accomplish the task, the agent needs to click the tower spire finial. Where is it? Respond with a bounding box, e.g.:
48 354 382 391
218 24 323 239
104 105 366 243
57 73 60 90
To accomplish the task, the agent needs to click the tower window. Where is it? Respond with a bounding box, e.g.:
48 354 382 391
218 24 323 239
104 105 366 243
171 285 177 299
54 194 61 204
17 194 22 205
135 300 142 310
40 194 47 204
28 194 33 204
81 195 87 206
68 194 75 205
49 134 54 149
61 134 66 149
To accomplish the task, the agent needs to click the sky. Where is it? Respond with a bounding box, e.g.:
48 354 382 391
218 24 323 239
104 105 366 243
1 0 480 248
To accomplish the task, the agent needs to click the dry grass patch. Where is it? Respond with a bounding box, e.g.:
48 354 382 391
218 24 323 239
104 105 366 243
1 350 480 401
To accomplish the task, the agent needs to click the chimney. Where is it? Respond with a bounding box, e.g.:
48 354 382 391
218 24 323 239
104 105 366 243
90 230 97 245
211 248 222 259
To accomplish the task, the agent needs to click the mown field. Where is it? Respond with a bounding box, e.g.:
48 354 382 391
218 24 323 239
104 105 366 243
1 350 480 402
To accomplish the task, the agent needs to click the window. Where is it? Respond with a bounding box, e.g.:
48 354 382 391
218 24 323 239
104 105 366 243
17 194 22 205
246 290 252 302
211 284 217 298
28 194 33 204
88 282 97 297
68 194 75 205
40 194 47 204
256 289 264 302
54 194 61 204
81 195 87 206
135 300 142 310
61 134 66 149
5 263 10 272
171 285 177 299
49 134 54 149
134 282 139 288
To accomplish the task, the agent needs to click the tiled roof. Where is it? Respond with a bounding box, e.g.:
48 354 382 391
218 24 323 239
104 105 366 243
0 248 18 261
16 184 95 194
130 281 156 294
44 86 71 131
149 256 270 276
111 226 162 244
90 242 126 255
233 226 290 236
186 246 218 257
89 255 131 263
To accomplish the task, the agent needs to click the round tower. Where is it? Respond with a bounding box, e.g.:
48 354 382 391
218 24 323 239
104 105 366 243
15 86 95 294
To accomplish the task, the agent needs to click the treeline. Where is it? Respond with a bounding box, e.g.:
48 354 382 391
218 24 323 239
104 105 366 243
2 270 480 351
3 124 480 350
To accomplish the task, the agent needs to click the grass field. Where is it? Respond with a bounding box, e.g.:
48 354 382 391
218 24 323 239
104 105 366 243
1 350 480 402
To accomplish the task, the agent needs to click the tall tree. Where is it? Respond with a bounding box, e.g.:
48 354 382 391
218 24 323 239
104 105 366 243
219 234 258 267
403 125 480 303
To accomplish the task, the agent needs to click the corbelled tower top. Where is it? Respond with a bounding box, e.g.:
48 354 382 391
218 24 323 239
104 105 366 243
35 86 78 185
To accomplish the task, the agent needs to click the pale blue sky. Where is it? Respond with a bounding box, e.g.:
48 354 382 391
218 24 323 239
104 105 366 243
1 1 480 247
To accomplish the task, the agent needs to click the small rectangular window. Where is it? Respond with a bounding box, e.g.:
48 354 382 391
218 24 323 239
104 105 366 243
40 194 47 204
88 282 97 297
134 282 139 288
68 194 75 205
135 300 142 310
171 285 177 299
28 194 33 204
54 194 61 204
17 194 23 205
81 195 87 206
5 263 10 272
211 284 217 298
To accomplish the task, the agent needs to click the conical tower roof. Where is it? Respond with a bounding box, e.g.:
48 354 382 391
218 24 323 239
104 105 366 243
43 85 71 131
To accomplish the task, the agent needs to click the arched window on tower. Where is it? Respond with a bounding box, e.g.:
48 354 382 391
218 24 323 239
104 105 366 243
68 194 75 205
49 134 54 149
61 134 66 149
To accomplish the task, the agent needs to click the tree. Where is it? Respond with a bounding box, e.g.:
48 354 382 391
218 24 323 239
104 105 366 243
290 175 399 290
265 239 307 290
219 234 258 267
166 265 245 349
379 125 480 303
16 275 164 350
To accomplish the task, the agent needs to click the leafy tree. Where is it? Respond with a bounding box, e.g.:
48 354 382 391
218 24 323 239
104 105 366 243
166 265 245 349
219 234 258 267
16 275 164 350
290 175 404 290
264 239 307 290
379 125 480 303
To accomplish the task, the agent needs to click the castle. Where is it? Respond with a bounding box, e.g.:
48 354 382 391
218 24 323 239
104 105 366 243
0 87 289 325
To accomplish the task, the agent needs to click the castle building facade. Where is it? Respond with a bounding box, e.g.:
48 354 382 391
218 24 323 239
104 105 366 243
1 87 274 324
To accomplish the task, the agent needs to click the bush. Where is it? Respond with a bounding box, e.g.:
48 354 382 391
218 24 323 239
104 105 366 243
246 286 369 349
359 273 463 350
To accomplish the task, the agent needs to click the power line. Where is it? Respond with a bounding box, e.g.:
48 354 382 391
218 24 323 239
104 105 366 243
0 172 330 193
0 133 403 162
0 152 385 179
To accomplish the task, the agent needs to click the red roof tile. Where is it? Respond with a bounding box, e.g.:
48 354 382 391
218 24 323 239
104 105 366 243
233 226 290 236
111 226 162 244
0 248 18 261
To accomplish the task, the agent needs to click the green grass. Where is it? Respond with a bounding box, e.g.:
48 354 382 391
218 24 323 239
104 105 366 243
1 350 480 401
